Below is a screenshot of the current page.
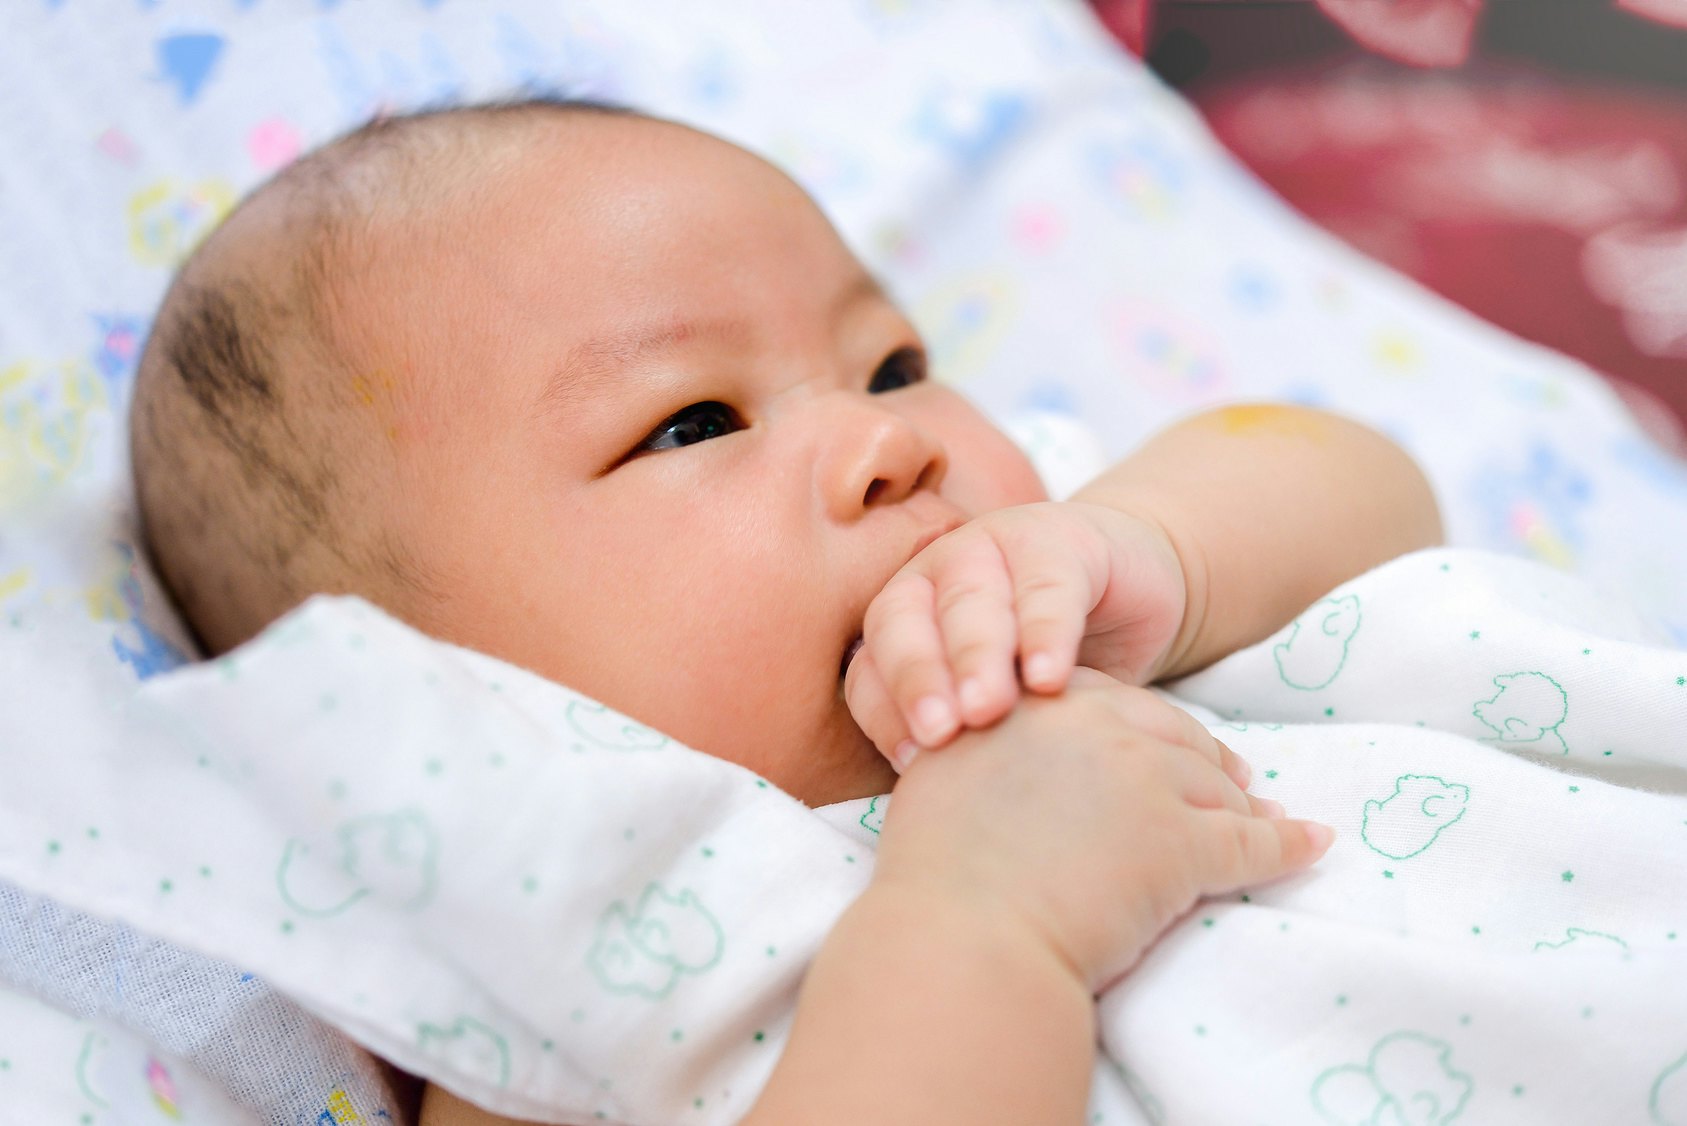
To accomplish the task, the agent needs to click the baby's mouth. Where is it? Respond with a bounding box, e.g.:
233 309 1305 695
840 635 864 681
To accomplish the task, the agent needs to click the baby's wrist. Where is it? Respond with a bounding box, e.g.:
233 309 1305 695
1145 516 1208 682
1065 497 1201 684
854 873 1092 993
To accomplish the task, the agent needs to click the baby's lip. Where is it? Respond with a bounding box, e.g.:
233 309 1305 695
910 515 965 559
839 515 965 682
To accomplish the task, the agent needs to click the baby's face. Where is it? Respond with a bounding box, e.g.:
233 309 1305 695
343 117 1043 805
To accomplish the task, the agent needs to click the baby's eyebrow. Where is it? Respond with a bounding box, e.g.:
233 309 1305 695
536 317 751 414
533 272 888 414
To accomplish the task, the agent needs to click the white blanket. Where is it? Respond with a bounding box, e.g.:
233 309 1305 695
3 546 1685 1125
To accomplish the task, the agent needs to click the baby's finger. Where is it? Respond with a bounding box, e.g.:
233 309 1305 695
863 574 960 746
1204 814 1336 893
1103 688 1234 773
1216 740 1253 791
842 649 917 771
928 541 1020 727
1177 752 1256 818
1008 543 1095 694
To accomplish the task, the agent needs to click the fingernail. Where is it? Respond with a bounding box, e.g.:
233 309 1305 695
958 678 989 720
1306 823 1335 851
890 740 920 773
1259 797 1285 819
1023 652 1055 689
912 696 955 744
1233 755 1253 788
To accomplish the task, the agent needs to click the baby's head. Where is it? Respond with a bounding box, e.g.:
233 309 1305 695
132 99 1045 804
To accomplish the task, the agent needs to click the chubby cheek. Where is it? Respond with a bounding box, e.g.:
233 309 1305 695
923 395 1047 515
560 522 831 762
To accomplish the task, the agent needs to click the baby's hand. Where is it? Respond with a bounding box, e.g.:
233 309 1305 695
845 501 1185 763
875 671 1333 991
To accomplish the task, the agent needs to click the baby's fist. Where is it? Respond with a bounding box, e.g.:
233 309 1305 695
844 501 1186 767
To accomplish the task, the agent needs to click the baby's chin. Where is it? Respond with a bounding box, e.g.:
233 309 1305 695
779 717 900 808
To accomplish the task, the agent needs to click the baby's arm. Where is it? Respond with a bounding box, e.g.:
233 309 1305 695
420 676 1331 1126
1070 403 1442 681
847 404 1441 756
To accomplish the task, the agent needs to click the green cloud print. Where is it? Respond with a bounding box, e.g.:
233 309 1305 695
277 809 439 917
1312 1031 1474 1125
587 882 725 999
1362 775 1469 860
1274 595 1362 691
1472 671 1569 755
566 699 668 750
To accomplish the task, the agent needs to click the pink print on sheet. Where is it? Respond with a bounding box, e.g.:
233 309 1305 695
248 118 303 173
1107 303 1229 402
1011 204 1064 255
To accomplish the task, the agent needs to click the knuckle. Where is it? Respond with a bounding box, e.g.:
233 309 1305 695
946 636 1001 670
1097 682 1156 725
935 577 999 617
1014 608 1071 640
892 671 940 710
1223 817 1267 875
1013 571 1072 603
862 590 913 634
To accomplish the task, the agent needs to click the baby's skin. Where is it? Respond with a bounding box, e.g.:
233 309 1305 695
131 103 1441 1124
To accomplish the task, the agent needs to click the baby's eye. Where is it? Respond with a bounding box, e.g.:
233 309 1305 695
868 347 926 394
640 401 744 452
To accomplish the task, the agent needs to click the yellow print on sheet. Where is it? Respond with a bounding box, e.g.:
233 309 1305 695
127 178 235 268
0 358 110 507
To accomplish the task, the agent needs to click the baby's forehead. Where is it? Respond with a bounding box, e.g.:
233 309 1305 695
279 106 856 425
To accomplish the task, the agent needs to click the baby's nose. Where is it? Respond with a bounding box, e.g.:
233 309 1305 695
820 396 947 519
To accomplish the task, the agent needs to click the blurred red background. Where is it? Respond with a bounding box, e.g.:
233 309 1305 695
1090 0 1687 449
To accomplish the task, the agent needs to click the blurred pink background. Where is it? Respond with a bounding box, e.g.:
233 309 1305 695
1091 0 1687 449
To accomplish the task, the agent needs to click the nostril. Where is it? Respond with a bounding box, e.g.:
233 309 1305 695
863 478 887 506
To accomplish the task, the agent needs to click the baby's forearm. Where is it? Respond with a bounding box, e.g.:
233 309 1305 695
1073 404 1442 681
419 881 1092 1126
416 880 1091 1126
743 881 1094 1126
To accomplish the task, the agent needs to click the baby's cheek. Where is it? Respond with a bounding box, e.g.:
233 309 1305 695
915 389 1047 513
955 428 1048 514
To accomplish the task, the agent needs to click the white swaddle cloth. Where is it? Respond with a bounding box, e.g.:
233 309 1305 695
3 546 1686 1125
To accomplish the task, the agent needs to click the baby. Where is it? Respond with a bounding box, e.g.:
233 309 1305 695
130 99 1441 1123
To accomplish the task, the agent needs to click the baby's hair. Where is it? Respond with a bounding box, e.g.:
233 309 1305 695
131 95 636 655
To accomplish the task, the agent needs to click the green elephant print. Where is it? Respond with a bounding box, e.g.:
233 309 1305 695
588 883 725 999
1275 595 1362 691
1653 1051 1687 1125
1311 1031 1474 1125
566 699 668 750
417 1017 510 1089
1362 775 1469 860
75 1029 109 1109
1473 671 1569 755
1112 1060 1165 1125
277 809 439 917
1533 928 1630 960
860 795 887 835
